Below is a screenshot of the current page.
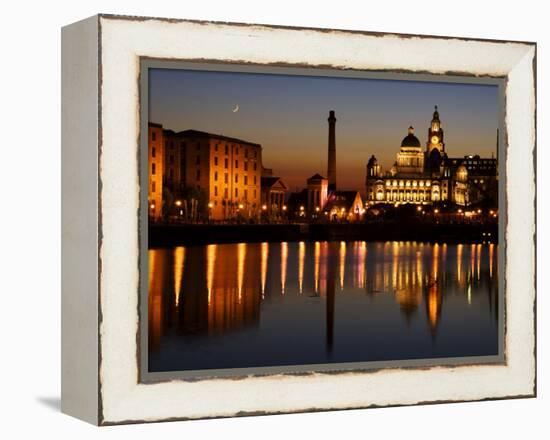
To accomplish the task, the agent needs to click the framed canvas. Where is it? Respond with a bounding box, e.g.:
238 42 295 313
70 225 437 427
61 14 536 425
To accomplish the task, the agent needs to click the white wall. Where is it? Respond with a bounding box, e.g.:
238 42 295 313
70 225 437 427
0 0 547 437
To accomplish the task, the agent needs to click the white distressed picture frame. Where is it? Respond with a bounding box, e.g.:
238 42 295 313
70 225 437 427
61 14 536 425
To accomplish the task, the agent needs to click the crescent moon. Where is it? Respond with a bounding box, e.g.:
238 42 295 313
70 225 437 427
232 104 239 113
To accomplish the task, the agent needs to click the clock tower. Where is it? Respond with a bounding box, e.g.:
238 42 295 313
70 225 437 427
427 105 445 153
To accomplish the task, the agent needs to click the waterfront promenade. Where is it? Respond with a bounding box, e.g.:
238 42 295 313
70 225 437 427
149 221 498 247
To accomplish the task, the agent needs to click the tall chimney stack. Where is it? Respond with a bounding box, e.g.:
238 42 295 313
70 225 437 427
327 110 337 191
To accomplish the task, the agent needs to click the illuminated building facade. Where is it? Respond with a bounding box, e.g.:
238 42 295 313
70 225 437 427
148 123 264 221
306 173 329 214
365 106 497 207
324 191 364 221
261 175 288 219
148 123 164 220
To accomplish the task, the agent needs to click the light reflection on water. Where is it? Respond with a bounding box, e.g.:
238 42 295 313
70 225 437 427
148 241 498 372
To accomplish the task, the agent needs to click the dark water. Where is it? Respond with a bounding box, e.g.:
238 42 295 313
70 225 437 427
148 241 498 372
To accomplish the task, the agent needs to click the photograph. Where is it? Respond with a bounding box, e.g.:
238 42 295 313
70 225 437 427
1 0 543 434
145 65 502 375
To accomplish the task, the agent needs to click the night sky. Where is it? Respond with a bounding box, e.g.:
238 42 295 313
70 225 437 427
149 68 499 192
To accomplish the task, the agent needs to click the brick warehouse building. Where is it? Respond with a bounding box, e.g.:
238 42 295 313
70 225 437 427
148 123 264 221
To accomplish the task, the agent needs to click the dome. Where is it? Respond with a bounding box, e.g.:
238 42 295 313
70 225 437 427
401 126 421 148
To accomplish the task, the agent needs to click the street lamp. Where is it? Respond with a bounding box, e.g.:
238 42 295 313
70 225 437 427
175 200 182 207
207 202 213 222
262 204 267 211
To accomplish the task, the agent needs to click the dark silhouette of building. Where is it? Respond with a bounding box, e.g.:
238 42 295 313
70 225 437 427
327 110 337 191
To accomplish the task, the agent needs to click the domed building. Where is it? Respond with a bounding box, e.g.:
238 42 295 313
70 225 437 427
365 106 498 206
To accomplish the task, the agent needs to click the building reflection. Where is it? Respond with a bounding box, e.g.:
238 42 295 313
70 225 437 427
298 241 305 294
148 240 498 352
339 241 346 290
280 242 288 295
148 248 165 351
314 241 321 294
326 242 338 354
261 242 269 297
206 244 216 306
173 246 185 307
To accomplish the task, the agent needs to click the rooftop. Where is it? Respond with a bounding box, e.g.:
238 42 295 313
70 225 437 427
148 123 262 147
307 173 327 181
261 176 288 189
